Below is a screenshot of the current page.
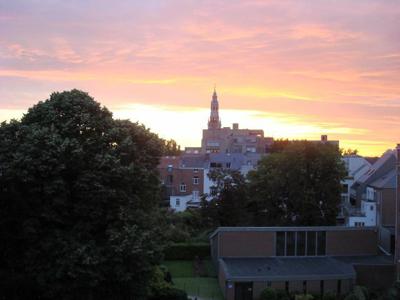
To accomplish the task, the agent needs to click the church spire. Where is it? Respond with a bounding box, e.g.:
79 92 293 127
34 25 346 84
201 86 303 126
208 88 221 130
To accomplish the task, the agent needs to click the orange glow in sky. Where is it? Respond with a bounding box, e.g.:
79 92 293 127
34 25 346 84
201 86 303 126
1 1 399 156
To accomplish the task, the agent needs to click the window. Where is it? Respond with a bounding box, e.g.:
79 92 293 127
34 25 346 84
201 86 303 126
317 231 326 255
210 162 222 168
167 165 173 172
167 175 173 184
175 199 180 207
370 205 374 211
276 230 326 256
193 176 199 185
180 183 186 192
286 231 295 256
276 232 285 256
303 281 307 294
193 168 199 173
226 162 231 168
307 231 316 256
341 184 348 193
296 231 306 256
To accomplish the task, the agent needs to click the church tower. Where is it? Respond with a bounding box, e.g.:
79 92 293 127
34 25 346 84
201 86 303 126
208 88 221 130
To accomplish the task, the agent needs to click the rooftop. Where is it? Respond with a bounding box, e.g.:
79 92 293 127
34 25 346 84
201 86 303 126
221 257 356 281
210 226 377 239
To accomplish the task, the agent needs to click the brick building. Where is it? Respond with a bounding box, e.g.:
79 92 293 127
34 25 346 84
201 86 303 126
158 156 204 211
210 227 395 300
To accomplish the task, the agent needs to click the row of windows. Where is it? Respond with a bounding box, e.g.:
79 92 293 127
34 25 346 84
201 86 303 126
167 165 199 173
276 231 326 256
265 279 342 295
179 177 200 192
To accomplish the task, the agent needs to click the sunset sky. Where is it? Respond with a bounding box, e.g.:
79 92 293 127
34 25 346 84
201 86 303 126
1 0 399 156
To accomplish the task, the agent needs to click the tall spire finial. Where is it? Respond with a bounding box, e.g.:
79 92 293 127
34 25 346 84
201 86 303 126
208 87 221 129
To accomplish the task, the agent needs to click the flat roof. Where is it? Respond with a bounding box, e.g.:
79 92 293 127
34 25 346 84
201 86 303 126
221 257 356 281
210 226 377 239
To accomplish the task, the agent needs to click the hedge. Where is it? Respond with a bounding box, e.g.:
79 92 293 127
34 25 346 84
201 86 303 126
164 243 210 260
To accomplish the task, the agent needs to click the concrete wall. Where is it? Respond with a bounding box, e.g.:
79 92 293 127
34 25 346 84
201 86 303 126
219 231 275 257
326 229 377 256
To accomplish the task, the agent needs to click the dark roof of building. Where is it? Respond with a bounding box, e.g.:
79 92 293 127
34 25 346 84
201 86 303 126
220 257 356 281
369 169 396 189
180 154 207 168
209 226 377 239
207 153 262 169
356 150 395 185
334 255 393 265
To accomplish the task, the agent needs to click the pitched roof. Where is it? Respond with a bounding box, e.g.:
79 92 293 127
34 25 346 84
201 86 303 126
220 257 356 281
369 169 396 189
355 150 395 185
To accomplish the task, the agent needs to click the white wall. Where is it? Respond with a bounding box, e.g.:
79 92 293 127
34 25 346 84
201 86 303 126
347 200 376 227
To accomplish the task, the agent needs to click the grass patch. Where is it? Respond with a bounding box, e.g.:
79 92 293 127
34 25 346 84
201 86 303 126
173 277 223 300
163 260 193 277
163 260 223 299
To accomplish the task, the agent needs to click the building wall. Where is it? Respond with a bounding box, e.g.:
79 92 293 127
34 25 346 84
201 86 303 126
354 265 395 289
219 231 275 257
378 226 392 254
379 189 396 226
213 228 378 259
201 126 265 154
326 230 377 256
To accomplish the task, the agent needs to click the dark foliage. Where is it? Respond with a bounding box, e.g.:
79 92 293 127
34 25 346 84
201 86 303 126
0 90 166 299
247 141 346 226
164 243 210 260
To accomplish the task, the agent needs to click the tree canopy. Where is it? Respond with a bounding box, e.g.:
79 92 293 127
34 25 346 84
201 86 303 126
247 141 346 226
199 141 345 228
0 90 166 299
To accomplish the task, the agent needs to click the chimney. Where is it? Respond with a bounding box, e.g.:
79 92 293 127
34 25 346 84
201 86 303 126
396 144 400 278
232 123 239 130
321 135 328 142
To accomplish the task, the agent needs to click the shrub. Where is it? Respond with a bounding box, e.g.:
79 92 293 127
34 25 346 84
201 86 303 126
344 293 359 300
322 292 336 300
276 290 290 300
164 243 210 260
353 286 368 300
295 294 314 300
260 287 277 300
148 286 188 300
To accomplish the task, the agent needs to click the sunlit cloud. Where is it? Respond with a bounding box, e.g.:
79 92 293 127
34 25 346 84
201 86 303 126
0 0 399 156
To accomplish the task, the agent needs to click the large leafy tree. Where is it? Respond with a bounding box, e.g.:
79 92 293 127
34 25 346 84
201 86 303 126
201 169 249 227
0 90 166 299
247 141 346 226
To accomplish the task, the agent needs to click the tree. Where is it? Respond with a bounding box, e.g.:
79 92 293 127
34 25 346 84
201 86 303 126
341 148 359 156
201 169 249 227
162 139 181 156
247 141 346 226
0 90 166 299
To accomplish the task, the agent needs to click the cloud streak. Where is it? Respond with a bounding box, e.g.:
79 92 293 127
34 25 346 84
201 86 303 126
0 0 399 155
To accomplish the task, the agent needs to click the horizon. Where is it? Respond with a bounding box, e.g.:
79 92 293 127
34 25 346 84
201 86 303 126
1 1 399 156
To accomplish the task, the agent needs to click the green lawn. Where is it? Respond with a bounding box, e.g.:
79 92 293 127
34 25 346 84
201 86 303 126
163 260 223 300
174 277 223 300
164 260 194 277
